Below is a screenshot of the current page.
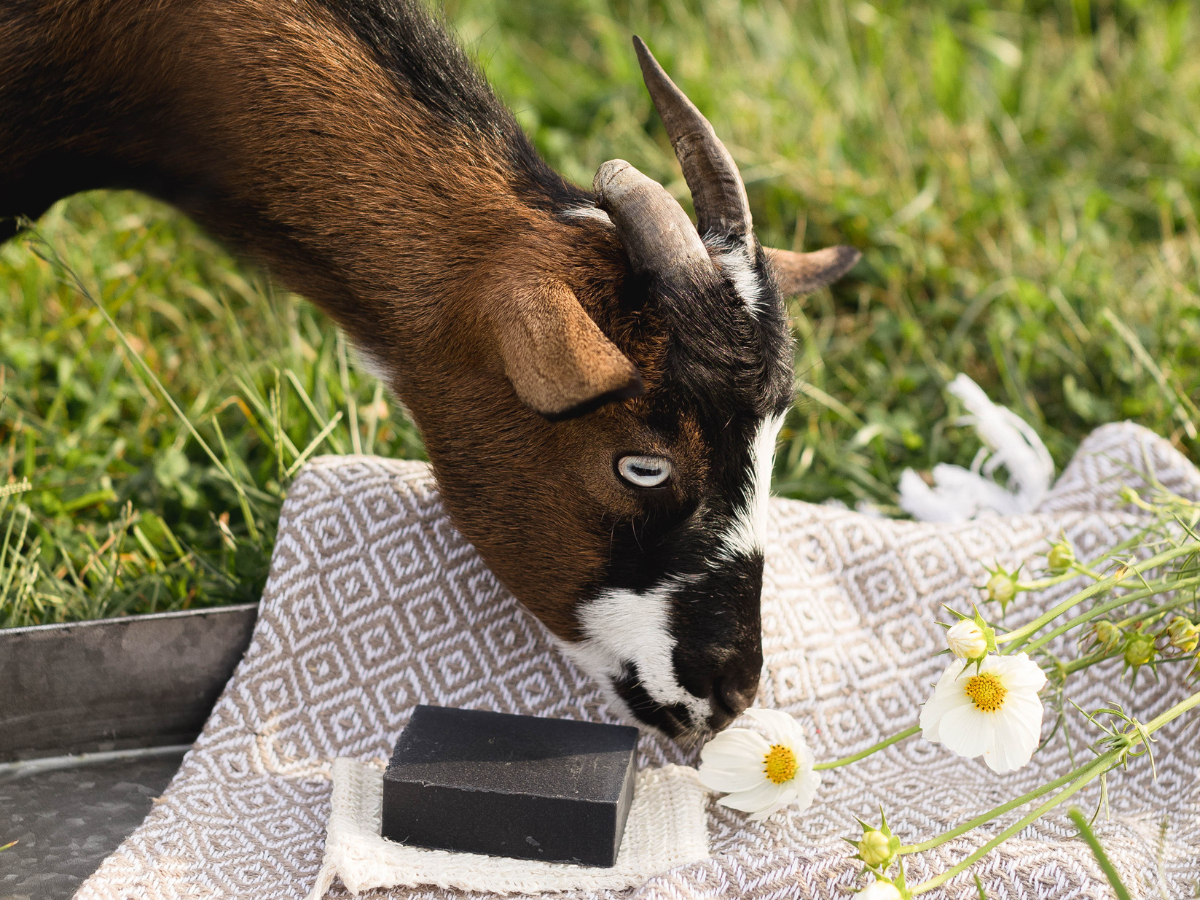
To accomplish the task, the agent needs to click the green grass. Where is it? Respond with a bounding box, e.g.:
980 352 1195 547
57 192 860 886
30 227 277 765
3 0 1199 625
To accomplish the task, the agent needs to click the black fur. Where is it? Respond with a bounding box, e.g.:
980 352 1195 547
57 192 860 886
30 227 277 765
314 0 587 211
591 246 795 732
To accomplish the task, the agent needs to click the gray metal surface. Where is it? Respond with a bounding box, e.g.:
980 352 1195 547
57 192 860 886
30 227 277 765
0 605 257 762
0 747 187 900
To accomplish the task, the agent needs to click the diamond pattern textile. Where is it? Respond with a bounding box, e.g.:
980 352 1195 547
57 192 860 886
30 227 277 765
76 422 1200 899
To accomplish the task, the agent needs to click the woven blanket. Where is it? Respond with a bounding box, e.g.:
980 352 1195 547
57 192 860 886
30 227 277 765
77 422 1200 900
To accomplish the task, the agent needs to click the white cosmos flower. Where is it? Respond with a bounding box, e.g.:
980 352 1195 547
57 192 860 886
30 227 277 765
697 708 819 821
855 881 903 900
920 652 1047 774
946 619 988 659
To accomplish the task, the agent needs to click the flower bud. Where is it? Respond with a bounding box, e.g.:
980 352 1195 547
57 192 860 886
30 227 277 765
946 619 988 660
1046 540 1075 574
986 571 1017 610
1091 620 1122 653
856 828 897 867
1118 486 1140 505
1166 617 1199 654
1124 632 1156 669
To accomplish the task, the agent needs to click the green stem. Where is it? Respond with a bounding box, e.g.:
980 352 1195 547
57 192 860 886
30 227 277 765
898 756 1101 854
910 756 1111 894
1143 688 1200 731
813 725 920 770
997 545 1197 651
1115 592 1200 629
1064 648 1116 675
1022 574 1200 655
909 689 1200 894
1015 568 1095 593
1068 809 1133 900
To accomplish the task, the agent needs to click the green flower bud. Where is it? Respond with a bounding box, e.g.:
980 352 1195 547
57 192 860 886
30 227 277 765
1046 540 1075 574
857 829 898 868
986 571 1017 610
1091 620 1122 654
1166 617 1199 654
1124 632 1156 669
1118 486 1140 505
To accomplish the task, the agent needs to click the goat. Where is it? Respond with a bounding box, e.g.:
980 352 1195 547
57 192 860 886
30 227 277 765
0 0 859 741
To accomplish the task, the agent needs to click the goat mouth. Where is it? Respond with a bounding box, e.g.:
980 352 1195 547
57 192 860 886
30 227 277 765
610 665 695 741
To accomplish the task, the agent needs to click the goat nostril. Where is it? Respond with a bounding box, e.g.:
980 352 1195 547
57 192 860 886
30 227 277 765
711 667 759 723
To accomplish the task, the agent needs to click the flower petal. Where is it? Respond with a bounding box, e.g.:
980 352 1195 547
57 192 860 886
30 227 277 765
717 779 786 814
920 679 973 742
989 653 1048 691
697 765 768 794
935 702 995 760
856 882 904 900
791 769 821 814
743 708 806 747
747 785 798 821
936 657 968 688
700 729 770 769
984 707 1040 774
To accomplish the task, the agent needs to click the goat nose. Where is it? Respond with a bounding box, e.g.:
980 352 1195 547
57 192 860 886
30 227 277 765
709 661 761 731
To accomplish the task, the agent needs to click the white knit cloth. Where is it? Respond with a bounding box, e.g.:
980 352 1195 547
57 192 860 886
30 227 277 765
306 760 708 898
75 421 1200 900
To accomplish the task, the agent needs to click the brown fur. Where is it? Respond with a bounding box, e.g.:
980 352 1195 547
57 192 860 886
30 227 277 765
0 0 856 651
0 0 692 639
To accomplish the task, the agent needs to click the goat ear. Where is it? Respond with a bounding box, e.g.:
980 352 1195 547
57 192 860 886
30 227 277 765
766 245 861 296
489 280 643 421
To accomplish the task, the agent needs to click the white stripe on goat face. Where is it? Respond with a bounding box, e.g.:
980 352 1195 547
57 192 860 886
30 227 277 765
719 411 785 562
561 580 712 727
560 413 783 729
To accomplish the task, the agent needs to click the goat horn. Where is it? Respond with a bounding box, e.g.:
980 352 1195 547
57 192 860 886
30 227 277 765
594 159 714 280
633 36 752 242
766 245 862 296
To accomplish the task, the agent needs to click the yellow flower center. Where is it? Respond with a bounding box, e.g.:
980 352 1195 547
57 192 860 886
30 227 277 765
964 672 1008 712
763 744 798 784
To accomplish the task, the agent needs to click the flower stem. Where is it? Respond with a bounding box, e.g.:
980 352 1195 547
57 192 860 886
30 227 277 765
1068 809 1134 900
897 757 1101 854
909 756 1111 894
1143 688 1200 731
996 545 1197 651
908 689 1200 895
1021 574 1200 655
812 725 920 770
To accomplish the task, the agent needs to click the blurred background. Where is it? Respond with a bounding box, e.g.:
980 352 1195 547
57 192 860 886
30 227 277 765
2 0 1198 626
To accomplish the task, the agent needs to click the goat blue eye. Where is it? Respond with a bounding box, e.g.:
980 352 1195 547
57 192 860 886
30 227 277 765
617 455 673 488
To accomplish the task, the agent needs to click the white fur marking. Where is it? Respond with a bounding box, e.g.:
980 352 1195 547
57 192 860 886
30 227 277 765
719 412 785 561
561 206 614 226
560 580 711 728
706 237 767 317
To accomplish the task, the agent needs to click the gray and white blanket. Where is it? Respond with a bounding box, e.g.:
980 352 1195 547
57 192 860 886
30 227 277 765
77 422 1200 900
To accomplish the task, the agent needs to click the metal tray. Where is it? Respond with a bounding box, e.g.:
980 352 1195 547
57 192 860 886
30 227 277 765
1 606 257 898
1 604 257 762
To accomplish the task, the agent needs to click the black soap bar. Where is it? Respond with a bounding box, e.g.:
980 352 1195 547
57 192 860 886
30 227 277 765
382 705 639 867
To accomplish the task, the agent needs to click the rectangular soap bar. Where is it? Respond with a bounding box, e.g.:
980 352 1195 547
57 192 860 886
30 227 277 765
381 705 639 867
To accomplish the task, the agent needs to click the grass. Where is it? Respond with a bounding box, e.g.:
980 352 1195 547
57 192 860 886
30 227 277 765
2 0 1199 626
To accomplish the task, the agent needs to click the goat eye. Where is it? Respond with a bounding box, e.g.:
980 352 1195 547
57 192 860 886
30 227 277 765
617 455 673 488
